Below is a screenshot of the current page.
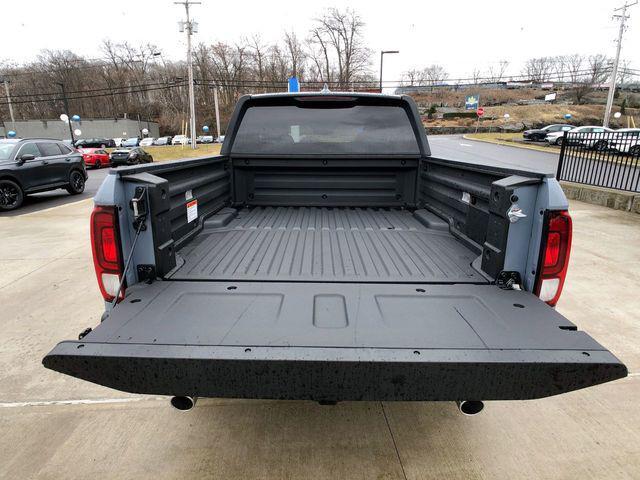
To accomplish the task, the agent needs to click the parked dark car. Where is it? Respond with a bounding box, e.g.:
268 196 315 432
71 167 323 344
109 147 153 167
0 138 87 211
522 124 573 142
75 138 115 148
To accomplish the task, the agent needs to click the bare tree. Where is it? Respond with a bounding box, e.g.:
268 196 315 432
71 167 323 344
402 68 424 86
471 68 482 85
487 60 509 83
283 31 306 79
0 9 381 134
422 65 448 85
522 57 554 82
566 54 585 84
309 8 371 88
551 55 567 82
573 54 611 104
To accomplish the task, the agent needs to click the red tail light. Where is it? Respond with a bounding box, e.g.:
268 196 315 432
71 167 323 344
90 205 124 302
535 210 572 306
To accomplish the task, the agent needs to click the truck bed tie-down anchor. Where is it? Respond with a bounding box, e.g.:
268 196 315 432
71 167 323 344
170 396 197 411
456 400 484 416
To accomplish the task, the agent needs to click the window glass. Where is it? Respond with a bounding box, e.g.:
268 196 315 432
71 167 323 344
59 144 72 154
19 143 41 158
0 142 18 160
38 143 63 157
231 104 420 155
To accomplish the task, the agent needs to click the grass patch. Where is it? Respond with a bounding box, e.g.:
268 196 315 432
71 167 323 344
108 144 222 162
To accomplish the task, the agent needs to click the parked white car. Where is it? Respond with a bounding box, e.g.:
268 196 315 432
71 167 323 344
171 135 190 145
610 128 640 155
546 126 613 149
140 138 155 147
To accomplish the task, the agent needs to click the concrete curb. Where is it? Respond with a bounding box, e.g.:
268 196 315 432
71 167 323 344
560 181 640 214
462 134 559 154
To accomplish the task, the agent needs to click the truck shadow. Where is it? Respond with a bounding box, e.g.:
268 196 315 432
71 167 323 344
167 399 475 478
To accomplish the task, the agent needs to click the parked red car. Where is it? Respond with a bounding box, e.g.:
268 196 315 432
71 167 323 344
78 148 110 169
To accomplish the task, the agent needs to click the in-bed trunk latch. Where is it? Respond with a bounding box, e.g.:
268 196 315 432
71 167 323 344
130 186 149 230
497 271 522 290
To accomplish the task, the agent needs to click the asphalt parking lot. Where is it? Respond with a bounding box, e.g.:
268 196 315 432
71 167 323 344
1 148 639 479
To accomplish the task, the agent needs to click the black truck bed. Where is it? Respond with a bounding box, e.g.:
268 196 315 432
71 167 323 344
169 207 485 284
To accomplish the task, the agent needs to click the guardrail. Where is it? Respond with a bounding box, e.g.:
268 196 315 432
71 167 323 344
557 131 640 192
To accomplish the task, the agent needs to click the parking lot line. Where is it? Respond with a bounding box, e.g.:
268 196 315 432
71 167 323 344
20 197 93 217
0 397 163 408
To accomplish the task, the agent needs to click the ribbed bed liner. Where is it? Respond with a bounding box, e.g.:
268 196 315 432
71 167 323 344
170 206 485 283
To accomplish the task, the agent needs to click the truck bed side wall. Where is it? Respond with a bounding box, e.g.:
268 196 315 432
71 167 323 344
113 156 232 280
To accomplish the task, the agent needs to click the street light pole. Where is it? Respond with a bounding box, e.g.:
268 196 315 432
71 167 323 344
175 1 201 149
56 82 75 143
379 50 399 93
1 79 15 131
603 0 637 127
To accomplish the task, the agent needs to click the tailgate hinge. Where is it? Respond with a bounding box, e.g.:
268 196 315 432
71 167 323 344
137 264 156 284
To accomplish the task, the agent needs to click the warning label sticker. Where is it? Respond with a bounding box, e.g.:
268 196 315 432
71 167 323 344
186 199 198 223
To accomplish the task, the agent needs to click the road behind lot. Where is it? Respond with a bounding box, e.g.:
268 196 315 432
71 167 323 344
1 139 639 479
429 134 559 174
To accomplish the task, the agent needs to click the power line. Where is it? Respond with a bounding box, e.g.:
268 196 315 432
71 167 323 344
0 82 186 107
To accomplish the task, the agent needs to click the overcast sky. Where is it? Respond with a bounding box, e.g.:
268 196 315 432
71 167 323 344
3 0 639 85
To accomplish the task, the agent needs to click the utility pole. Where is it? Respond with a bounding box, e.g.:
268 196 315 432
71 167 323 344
175 1 201 149
603 0 637 127
213 86 221 140
1 78 16 131
56 82 75 143
379 50 399 93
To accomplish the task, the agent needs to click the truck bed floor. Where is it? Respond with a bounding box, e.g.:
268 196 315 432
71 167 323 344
170 207 485 283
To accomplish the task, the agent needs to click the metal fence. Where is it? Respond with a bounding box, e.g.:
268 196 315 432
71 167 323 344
557 131 640 192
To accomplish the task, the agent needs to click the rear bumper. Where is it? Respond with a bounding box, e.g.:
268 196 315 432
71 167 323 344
43 342 627 401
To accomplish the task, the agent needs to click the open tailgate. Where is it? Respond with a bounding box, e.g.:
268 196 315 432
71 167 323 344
43 281 626 401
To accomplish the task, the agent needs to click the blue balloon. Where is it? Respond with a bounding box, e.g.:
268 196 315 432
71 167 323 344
564 113 572 119
203 125 210 132
7 130 16 138
71 115 81 122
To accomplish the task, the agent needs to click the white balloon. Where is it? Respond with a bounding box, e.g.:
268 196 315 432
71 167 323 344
59 114 69 123
613 112 622 119
142 128 149 135
74 129 82 136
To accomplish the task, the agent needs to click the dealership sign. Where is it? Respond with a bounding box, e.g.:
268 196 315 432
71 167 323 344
465 95 479 110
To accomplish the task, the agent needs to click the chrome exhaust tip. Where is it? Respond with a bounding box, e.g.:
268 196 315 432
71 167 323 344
170 396 197 411
456 400 484 416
